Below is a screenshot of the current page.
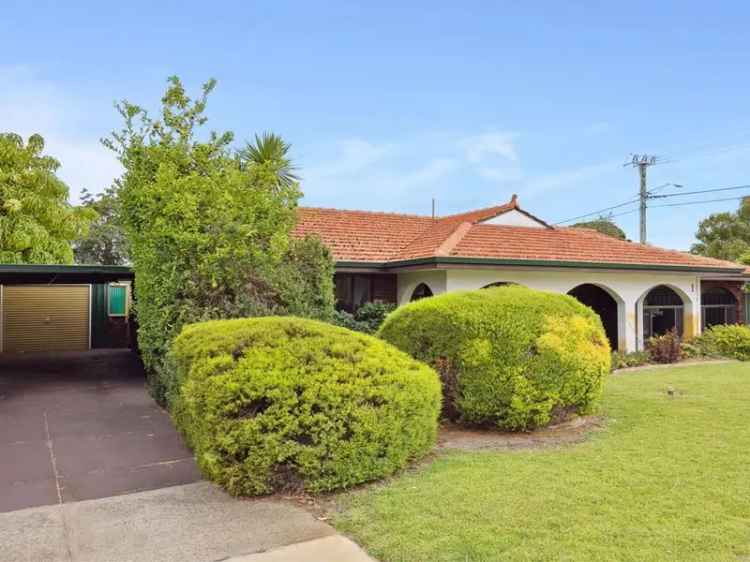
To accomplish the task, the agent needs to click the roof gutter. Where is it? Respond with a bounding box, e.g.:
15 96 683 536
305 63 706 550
335 256 745 275
0 264 133 275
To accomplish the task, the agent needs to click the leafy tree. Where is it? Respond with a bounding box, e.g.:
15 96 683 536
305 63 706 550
0 133 94 264
691 198 750 261
74 187 129 265
105 76 334 403
572 216 627 240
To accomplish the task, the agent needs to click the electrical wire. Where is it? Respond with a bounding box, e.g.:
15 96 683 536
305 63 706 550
649 184 750 200
553 197 640 224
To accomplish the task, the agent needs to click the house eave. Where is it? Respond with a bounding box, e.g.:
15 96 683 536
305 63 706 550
335 257 744 275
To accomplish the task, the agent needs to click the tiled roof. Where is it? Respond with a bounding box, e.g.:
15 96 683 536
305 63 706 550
293 197 745 272
293 207 434 262
450 225 743 270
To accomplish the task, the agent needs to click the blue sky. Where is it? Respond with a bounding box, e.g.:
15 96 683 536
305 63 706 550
2 1 750 249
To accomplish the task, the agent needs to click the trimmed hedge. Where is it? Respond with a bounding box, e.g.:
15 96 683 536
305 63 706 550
378 286 611 430
170 317 441 496
696 324 750 360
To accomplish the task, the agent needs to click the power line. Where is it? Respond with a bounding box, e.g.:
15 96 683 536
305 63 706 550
649 183 750 200
553 197 640 225
649 194 750 209
557 183 750 226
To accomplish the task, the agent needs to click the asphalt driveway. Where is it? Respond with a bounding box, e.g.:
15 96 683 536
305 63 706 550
0 350 200 513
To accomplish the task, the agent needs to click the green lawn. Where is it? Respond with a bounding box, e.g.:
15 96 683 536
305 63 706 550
334 363 750 562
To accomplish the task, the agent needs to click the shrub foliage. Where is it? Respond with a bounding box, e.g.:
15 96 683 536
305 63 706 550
696 324 750 360
105 77 334 402
332 302 396 334
170 317 442 495
647 329 683 363
378 286 611 430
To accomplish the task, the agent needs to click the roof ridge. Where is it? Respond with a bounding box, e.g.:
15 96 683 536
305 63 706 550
436 222 473 256
298 206 432 219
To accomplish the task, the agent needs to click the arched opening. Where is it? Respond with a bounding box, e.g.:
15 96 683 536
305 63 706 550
481 281 517 289
643 285 684 339
701 286 738 328
410 283 434 302
567 284 620 350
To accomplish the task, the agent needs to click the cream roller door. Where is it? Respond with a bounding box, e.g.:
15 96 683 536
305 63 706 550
2 285 90 353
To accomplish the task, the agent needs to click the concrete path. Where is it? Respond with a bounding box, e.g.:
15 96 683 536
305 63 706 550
228 536 375 562
0 350 200 512
1 481 373 562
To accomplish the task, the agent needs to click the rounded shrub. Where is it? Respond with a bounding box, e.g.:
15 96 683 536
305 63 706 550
696 324 750 360
378 285 611 430
169 317 441 496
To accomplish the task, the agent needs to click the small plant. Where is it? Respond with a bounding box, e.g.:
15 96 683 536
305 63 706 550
332 302 395 334
695 324 750 360
611 350 651 370
647 329 683 363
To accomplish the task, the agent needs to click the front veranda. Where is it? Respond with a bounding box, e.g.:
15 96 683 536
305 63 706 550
334 268 745 352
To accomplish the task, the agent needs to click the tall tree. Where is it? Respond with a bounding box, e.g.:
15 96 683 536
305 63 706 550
691 198 750 261
572 215 627 240
0 133 94 264
74 187 129 265
105 76 333 403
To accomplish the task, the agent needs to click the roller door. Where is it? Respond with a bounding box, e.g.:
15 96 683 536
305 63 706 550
1 285 90 353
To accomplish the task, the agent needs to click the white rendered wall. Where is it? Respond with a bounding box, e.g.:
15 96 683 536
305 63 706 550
482 210 545 228
397 267 702 352
396 270 447 307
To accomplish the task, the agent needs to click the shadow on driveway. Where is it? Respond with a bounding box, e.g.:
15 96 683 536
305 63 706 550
0 350 201 513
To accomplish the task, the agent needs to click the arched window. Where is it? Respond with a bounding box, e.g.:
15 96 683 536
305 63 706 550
702 287 738 328
643 285 684 339
410 283 433 302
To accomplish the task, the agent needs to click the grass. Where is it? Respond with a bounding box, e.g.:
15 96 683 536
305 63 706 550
334 362 750 562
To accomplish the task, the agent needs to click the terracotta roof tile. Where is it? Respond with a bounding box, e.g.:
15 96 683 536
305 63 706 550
293 207 434 262
450 225 743 270
293 198 744 272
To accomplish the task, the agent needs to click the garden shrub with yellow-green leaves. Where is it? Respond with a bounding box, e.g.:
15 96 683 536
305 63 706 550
696 324 750 360
378 286 611 431
170 317 441 496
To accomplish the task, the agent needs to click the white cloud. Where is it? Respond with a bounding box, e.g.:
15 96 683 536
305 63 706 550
299 131 523 211
0 66 122 202
523 160 619 197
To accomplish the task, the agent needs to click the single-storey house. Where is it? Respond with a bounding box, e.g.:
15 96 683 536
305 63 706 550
294 195 749 352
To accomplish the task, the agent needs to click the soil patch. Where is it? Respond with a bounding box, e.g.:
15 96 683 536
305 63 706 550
437 416 606 451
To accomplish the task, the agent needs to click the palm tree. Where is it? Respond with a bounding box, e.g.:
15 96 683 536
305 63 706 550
239 132 299 187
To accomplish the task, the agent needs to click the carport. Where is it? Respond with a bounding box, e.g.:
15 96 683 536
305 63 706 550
0 264 135 354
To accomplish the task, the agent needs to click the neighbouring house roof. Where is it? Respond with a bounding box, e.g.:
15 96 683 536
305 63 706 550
294 195 748 274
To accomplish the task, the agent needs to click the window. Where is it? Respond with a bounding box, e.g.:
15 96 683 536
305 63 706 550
410 283 433 302
108 284 128 316
701 287 737 328
643 285 684 339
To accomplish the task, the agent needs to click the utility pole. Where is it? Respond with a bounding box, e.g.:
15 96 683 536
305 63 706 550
626 154 658 244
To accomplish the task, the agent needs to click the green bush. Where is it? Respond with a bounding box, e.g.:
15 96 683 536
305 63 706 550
332 302 396 334
170 317 441 496
696 324 750 360
378 286 611 431
611 350 651 370
647 329 683 363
